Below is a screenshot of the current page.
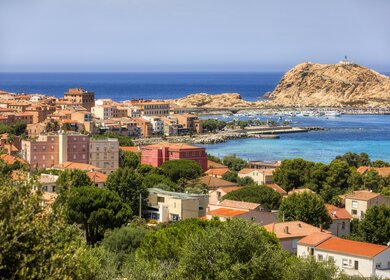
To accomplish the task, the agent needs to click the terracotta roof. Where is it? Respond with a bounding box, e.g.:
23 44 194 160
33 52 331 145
357 166 390 177
264 183 287 195
207 160 227 169
298 232 333 246
207 207 248 217
238 168 274 176
205 167 230 177
198 176 237 189
356 166 370 174
53 161 101 171
238 168 256 174
263 221 330 239
218 186 242 194
288 188 315 196
315 236 389 258
325 204 352 220
120 146 140 153
344 190 381 201
219 199 260 210
87 171 108 184
0 154 26 165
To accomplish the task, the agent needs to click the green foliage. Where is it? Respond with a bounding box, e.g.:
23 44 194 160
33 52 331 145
273 158 314 192
95 131 135 146
362 169 385 192
45 119 60 132
237 175 255 186
120 150 141 169
350 205 390 245
202 119 227 132
142 173 178 191
66 186 132 245
160 159 203 182
279 192 331 228
381 186 390 197
0 176 101 279
106 167 148 214
335 152 371 168
371 160 390 167
223 154 248 171
207 153 222 164
223 185 282 210
0 121 27 136
56 169 92 193
222 170 238 183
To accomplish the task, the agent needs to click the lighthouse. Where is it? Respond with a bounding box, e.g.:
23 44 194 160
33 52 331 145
339 56 352 65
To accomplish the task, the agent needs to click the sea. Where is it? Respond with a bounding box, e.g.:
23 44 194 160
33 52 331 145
1 72 390 163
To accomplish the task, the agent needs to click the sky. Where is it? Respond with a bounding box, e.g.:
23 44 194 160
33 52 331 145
0 0 389 72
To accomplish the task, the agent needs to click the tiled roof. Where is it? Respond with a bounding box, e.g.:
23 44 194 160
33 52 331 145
120 146 141 153
298 232 333 246
356 166 370 174
207 207 248 217
54 161 101 171
205 167 230 177
218 186 242 194
325 204 352 220
87 171 108 184
0 154 26 165
198 176 237 189
263 221 330 239
238 168 256 174
264 183 287 195
357 166 390 177
219 199 260 210
344 190 380 201
207 160 227 169
316 236 389 258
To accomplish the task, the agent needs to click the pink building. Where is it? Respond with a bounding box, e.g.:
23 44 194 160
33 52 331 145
141 142 208 171
21 133 89 170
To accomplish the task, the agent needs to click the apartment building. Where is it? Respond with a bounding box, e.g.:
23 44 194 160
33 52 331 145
89 138 119 174
21 133 89 170
146 188 209 222
172 113 202 133
132 101 170 116
92 105 114 120
64 88 95 111
325 204 352 237
141 142 208 171
143 116 164 134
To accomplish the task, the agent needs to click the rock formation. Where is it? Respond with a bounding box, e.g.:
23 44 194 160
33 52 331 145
268 62 390 107
171 93 262 108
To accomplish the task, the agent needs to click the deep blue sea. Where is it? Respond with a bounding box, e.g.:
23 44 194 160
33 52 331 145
0 72 281 101
1 72 390 163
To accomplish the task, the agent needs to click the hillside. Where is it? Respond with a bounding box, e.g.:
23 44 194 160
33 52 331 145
172 93 262 108
268 62 390 107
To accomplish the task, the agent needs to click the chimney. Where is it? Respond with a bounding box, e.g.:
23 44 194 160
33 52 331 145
320 224 323 232
298 223 301 227
284 226 289 234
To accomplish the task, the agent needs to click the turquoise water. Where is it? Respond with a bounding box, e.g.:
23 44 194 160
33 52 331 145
200 115 390 163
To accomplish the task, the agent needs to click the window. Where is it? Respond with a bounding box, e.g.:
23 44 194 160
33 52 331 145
376 263 382 269
352 209 357 215
42 145 46 150
352 201 358 208
354 261 359 270
42 155 45 160
157 196 165 203
292 239 298 249
82 154 86 159
33 155 37 160
342 259 349 268
73 154 76 160
317 254 323 261
51 155 54 160
341 221 345 229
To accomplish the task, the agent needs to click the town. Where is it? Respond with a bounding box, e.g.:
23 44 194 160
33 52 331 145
1 88 390 279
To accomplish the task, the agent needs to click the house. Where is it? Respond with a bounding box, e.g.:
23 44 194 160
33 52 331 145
146 188 209 223
64 88 95 111
237 210 278 226
325 204 352 237
264 183 287 197
87 171 108 188
141 142 208 171
205 160 230 178
357 166 390 177
344 190 390 220
237 168 274 185
209 186 242 204
207 199 262 221
263 221 331 254
206 208 248 221
248 160 281 169
0 154 26 165
297 232 390 278
198 175 238 190
172 113 202 134
38 173 59 192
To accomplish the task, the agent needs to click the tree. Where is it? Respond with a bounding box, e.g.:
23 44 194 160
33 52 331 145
223 185 282 210
223 155 248 171
325 160 351 191
202 119 226 132
0 176 101 279
371 160 390 167
120 151 140 169
273 158 314 192
106 168 148 214
335 152 370 168
207 154 222 164
362 169 385 192
45 119 60 132
56 169 92 193
160 159 203 182
141 173 177 191
66 186 132 245
237 176 255 186
222 171 238 183
278 192 331 228
350 205 390 245
381 187 390 197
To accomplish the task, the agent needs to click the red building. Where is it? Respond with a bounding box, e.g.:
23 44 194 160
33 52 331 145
141 142 208 171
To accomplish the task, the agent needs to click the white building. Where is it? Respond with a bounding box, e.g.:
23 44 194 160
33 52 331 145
298 232 390 278
237 168 275 185
91 105 114 120
143 116 164 134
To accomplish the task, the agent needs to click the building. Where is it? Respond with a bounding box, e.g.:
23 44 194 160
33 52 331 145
87 171 108 188
207 199 262 221
344 190 390 220
89 138 119 174
264 183 287 197
205 160 230 178
325 204 352 237
297 232 390 278
64 88 95 111
237 210 278 226
263 221 331 254
237 168 275 185
141 142 208 171
143 116 164 134
146 188 209 222
21 133 89 170
248 160 281 169
92 105 114 120
357 166 390 177
38 173 59 193
209 186 242 204
132 101 170 117
172 113 202 133
134 118 153 137
198 175 238 190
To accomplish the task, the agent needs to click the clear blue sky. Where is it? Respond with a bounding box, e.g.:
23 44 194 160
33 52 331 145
1 0 389 72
